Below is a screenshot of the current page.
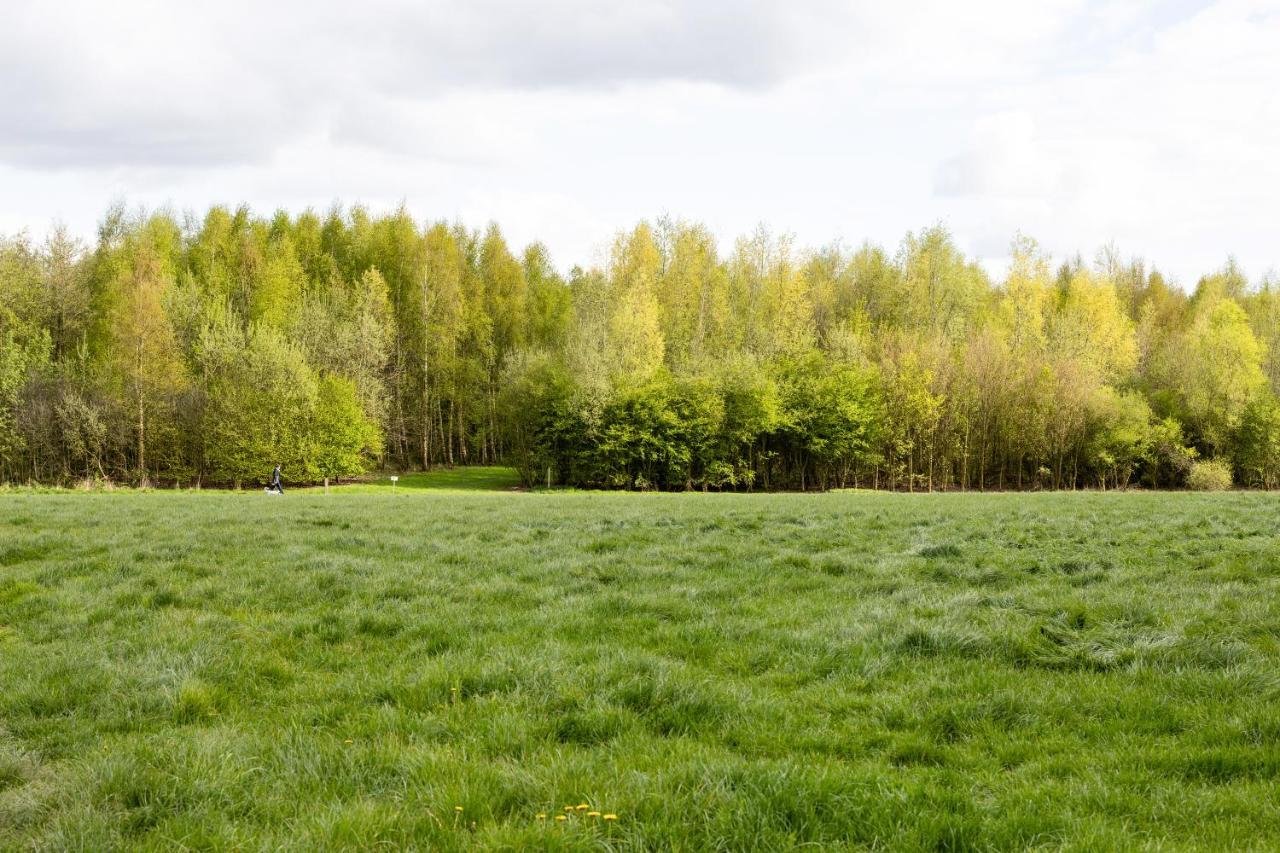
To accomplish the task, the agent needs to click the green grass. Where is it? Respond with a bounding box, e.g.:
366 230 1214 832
1 485 1279 850
305 466 524 494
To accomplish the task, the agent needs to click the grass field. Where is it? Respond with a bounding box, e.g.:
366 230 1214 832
309 466 524 494
2 475 1279 850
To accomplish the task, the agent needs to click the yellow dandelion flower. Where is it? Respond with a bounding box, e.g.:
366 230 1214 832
343 739 353 744
564 805 574 812
603 814 618 820
587 811 601 817
576 803 589 811
454 806 463 812
536 813 546 820
556 815 568 822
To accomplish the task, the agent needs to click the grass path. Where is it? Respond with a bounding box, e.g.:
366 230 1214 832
1 488 1279 849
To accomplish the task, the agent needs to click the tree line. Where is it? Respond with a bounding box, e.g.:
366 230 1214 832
2 204 1278 490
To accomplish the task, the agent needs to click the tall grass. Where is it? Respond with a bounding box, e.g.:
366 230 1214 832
1 488 1278 849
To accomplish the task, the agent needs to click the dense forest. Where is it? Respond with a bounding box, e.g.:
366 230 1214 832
1 204 1278 490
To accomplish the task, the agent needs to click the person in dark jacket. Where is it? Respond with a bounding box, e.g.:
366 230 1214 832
269 464 284 494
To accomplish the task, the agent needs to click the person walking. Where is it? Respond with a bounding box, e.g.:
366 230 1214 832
269 463 284 494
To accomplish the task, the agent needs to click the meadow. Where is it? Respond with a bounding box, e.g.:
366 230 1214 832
1 474 1279 850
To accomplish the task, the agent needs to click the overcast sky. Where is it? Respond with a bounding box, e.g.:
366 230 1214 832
2 0 1277 285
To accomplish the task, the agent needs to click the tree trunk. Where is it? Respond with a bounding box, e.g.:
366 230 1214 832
136 335 147 488
427 356 437 468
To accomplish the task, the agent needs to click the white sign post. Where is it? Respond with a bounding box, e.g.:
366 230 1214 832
389 475 399 494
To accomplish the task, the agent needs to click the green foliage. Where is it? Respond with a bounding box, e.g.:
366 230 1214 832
1084 388 1153 489
774 354 883 489
2 206 1278 489
713 359 779 488
1178 299 1267 453
1186 458 1234 491
1145 416 1198 488
499 355 581 487
0 257 53 473
594 380 685 489
1232 395 1280 489
310 374 383 480
199 325 380 486
199 323 317 485
0 329 46 467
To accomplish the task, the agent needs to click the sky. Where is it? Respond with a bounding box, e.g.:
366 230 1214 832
1 0 1277 286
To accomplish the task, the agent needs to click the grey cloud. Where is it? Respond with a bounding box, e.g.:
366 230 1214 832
0 89 294 170
365 0 804 90
0 0 841 171
0 3 314 170
0 95 307 171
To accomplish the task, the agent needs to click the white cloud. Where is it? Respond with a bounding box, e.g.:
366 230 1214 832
934 113 1067 199
928 0 1280 281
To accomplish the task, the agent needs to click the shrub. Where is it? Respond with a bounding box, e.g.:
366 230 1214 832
1186 458 1233 491
1233 396 1280 489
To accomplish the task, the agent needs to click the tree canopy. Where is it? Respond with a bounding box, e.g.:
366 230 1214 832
1 205 1276 490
